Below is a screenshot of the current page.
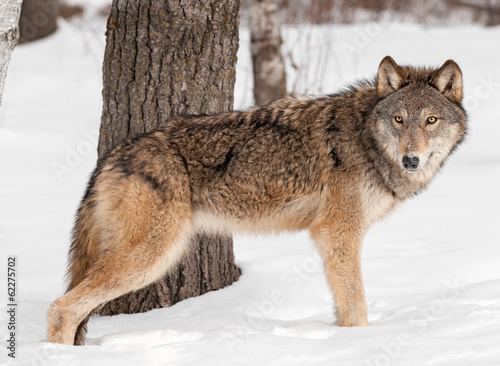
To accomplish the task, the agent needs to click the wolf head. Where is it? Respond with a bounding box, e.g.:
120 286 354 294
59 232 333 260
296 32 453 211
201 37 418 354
371 56 467 181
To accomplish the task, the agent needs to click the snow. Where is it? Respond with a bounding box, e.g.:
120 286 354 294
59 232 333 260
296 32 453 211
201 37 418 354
1 17 500 366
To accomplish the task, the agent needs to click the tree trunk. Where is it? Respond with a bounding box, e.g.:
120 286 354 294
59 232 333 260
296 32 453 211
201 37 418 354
18 0 59 44
0 0 22 110
98 0 241 316
250 0 287 105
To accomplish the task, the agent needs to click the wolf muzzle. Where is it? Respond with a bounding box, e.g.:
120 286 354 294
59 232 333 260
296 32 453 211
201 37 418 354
402 155 420 172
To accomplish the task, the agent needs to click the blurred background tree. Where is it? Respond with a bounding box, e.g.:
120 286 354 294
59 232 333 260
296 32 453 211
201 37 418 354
18 0 59 43
0 0 22 109
240 0 500 26
250 0 287 105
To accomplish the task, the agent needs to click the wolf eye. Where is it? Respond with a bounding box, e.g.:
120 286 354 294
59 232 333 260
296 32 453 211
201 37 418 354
427 116 437 124
394 116 403 124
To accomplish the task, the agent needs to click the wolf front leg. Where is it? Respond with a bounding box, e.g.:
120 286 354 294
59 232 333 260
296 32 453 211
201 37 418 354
311 217 368 327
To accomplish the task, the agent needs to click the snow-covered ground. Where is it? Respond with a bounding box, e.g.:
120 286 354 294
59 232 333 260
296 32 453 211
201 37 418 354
1 17 500 366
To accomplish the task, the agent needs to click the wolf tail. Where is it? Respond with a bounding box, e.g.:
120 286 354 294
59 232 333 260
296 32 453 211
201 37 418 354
65 190 101 345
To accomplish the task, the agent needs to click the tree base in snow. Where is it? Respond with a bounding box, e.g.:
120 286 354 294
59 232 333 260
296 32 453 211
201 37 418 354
99 233 241 315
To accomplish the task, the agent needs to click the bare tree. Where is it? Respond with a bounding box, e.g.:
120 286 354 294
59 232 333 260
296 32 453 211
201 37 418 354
97 0 241 316
250 0 287 105
0 0 22 110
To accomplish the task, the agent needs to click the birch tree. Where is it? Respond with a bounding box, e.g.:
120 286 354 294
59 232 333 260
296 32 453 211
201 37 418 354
0 0 22 110
250 0 287 105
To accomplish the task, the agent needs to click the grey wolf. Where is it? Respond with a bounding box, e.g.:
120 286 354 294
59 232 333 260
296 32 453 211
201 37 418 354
47 56 466 345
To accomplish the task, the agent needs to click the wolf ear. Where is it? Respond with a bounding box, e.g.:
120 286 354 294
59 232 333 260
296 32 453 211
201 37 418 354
377 56 406 98
430 60 463 103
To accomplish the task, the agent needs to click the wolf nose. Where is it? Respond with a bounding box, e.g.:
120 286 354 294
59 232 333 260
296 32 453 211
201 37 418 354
402 155 420 171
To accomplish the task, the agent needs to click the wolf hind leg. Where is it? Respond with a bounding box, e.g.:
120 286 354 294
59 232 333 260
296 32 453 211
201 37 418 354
73 306 103 346
47 203 194 345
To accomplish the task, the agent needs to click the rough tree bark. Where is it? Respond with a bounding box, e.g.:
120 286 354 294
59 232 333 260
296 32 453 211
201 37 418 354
18 0 59 44
98 0 241 316
250 0 287 105
0 0 22 110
